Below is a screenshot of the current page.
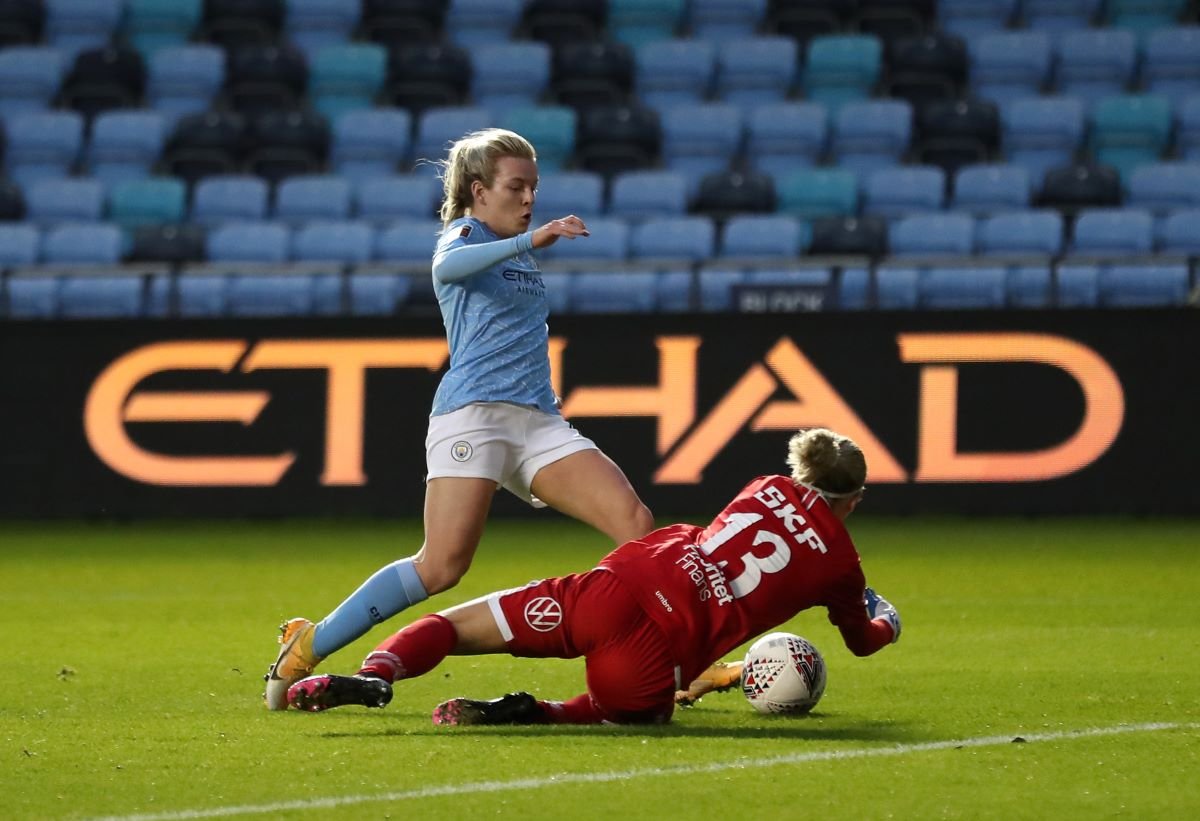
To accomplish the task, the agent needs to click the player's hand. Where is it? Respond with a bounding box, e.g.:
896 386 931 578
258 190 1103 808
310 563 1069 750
674 660 744 707
865 587 901 643
532 215 589 249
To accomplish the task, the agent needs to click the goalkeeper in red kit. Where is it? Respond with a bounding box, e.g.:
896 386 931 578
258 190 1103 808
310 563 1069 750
285 428 902 725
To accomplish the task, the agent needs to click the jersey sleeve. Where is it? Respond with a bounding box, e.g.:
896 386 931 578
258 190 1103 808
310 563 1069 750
432 221 534 283
824 565 895 657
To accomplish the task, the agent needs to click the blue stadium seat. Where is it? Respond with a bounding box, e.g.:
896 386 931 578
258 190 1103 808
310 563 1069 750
42 222 123 264
570 271 658 313
331 108 412 183
873 266 918 308
978 210 1064 255
191 175 270 225
274 174 353 223
2 110 85 189
501 106 576 173
969 31 1052 110
803 35 882 110
1141 27 1200 105
608 170 688 219
284 0 361 59
205 222 290 262
1097 263 1190 306
348 272 411 316
937 0 1017 37
951 163 1033 214
228 274 328 317
745 102 827 177
609 0 686 47
1159 209 1200 254
688 0 767 40
776 168 858 218
0 223 41 266
309 43 387 120
629 216 715 262
1055 29 1137 106
914 265 1008 308
292 220 373 262
658 102 742 183
1088 95 1173 183
537 216 628 262
146 45 224 124
1001 96 1086 185
830 99 912 176
108 177 187 228
45 0 122 59
1022 0 1103 33
719 215 809 259
412 106 491 170
7 274 61 318
356 175 440 222
532 172 605 220
1071 208 1155 255
864 166 946 219
0 46 68 120
634 39 714 111
444 0 524 48
120 0 202 57
58 274 150 318
889 213 976 256
1104 0 1188 33
26 178 104 226
1179 95 1200 161
85 110 167 187
698 267 830 312
374 219 442 263
470 42 551 116
714 36 797 114
1127 162 1200 213
176 272 227 316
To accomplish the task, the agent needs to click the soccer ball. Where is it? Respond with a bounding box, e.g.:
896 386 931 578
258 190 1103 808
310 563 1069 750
741 632 826 715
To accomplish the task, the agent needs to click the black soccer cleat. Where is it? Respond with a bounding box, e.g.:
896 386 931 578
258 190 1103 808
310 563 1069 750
287 674 393 712
431 692 544 726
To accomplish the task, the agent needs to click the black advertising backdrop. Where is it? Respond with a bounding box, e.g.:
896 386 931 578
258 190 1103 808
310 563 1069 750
1 310 1195 517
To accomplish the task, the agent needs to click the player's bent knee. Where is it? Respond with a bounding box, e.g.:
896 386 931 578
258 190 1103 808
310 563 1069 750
415 556 472 595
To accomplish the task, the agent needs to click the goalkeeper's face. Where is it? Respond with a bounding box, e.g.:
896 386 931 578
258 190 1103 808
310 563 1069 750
473 156 538 239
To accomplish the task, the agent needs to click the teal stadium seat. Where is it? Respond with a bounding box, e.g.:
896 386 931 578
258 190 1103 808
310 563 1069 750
776 168 858 218
608 0 685 47
108 177 187 228
309 43 387 119
802 35 882 110
1087 95 1173 183
500 106 576 173
120 0 202 58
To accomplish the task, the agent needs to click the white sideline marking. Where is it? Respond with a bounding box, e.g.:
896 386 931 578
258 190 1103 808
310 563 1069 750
88 721 1196 821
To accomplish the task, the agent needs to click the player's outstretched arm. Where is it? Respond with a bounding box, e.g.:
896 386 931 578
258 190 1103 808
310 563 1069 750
865 587 902 643
675 660 745 707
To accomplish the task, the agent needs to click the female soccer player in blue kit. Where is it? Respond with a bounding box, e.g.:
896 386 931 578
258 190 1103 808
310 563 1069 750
263 129 654 709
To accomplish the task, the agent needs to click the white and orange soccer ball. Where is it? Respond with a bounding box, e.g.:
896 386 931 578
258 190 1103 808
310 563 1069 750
741 632 827 715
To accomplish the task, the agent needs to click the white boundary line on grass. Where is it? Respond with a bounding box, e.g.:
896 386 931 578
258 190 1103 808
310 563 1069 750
88 721 1196 821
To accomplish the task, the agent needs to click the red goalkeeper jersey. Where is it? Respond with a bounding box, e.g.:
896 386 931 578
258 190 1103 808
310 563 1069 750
598 475 891 682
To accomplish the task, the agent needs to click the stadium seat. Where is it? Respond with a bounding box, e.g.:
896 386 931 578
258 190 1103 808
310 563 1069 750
0 0 45 47
1104 0 1188 33
885 31 968 106
329 108 412 183
146 45 225 124
85 110 168 187
355 175 440 222
536 216 628 262
1021 0 1103 33
60 45 146 120
291 220 373 263
274 175 353 223
810 215 889 256
1087 95 1173 183
500 106 576 173
26 178 104 226
697 267 831 312
802 35 882 109
658 102 742 183
201 0 284 47
223 43 307 116
519 0 606 46
688 0 768 40
574 104 661 178
205 221 290 262
551 40 635 109
347 271 411 316
44 0 122 59
0 46 67 119
936 0 1016 38
0 223 40 266
2 110 84 189
226 272 336 318
1096 263 1190 306
160 110 244 184
917 265 1009 309
719 215 809 259
309 43 387 120
1127 163 1200 213
191 175 270 225
968 31 1052 110
0 180 27 221
745 102 827 177
609 170 689 219
629 216 715 262
444 0 524 48
634 38 714 111
283 0 361 59
1071 208 1155 255
951 163 1032 214
830 99 913 176
977 210 1064 255
374 219 442 263
1141 27 1200 105
120 0 202 57
58 273 155 318
714 36 798 113
569 271 659 313
1179 95 1200 161
863 165 946 218
127 223 206 262
469 42 552 116
776 168 859 218
1055 29 1138 106
7 274 61 318
889 213 975 255
108 177 188 229
913 97 999 175
1001 96 1086 185
693 170 775 220
412 106 492 171
1038 161 1123 211
609 0 685 47
42 222 123 264
245 109 331 183
1159 209 1200 254
532 171 605 220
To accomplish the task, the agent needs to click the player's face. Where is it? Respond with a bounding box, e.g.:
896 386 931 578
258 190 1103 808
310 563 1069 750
473 156 538 238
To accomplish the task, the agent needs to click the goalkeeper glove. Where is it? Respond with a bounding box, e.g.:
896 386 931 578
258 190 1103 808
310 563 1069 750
865 587 901 643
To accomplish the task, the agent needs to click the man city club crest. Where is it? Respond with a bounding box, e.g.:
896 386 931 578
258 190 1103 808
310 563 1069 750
451 441 473 462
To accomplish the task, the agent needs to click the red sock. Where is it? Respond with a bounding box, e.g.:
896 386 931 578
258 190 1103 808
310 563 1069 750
357 614 457 684
538 693 608 724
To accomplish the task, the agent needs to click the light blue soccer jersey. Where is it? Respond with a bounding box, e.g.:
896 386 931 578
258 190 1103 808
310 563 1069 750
430 216 558 416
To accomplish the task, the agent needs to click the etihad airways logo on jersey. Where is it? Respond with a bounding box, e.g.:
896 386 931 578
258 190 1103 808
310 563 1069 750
83 332 1123 487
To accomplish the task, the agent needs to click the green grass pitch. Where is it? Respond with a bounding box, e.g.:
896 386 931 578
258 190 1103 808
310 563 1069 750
2 516 1198 820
